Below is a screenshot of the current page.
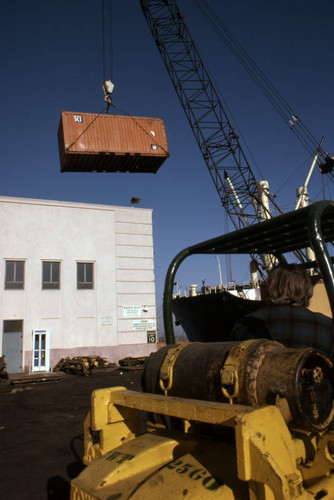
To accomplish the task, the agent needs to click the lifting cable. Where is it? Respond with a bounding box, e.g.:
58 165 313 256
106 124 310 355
102 0 113 84
102 0 114 112
193 0 333 178
66 0 115 156
66 0 115 153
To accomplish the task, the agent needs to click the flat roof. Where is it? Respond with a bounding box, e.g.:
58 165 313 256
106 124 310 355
0 196 152 213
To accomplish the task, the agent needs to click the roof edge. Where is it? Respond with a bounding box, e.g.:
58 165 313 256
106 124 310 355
0 195 153 213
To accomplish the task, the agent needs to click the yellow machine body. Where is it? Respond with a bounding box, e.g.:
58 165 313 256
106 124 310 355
71 385 334 499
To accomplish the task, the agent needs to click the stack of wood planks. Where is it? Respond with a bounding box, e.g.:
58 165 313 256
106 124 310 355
53 356 109 376
118 356 148 370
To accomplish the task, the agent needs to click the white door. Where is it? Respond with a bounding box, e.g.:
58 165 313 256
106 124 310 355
32 330 50 372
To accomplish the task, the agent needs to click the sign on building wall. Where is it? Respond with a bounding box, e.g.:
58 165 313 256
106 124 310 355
123 305 142 318
147 331 157 343
101 317 113 326
132 319 157 331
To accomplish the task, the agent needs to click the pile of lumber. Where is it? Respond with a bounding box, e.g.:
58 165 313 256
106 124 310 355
0 356 8 381
53 355 108 376
119 356 148 370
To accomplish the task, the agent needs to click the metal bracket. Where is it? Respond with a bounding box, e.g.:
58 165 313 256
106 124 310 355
221 339 259 404
159 344 190 396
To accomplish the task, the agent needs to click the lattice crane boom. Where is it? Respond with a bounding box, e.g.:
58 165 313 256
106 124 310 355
139 0 264 229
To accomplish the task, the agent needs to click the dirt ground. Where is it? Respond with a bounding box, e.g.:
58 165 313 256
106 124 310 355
0 368 143 500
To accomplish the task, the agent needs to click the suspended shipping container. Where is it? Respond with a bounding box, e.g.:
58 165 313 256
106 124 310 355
58 111 169 173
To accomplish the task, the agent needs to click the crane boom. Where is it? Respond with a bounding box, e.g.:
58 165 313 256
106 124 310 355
139 0 264 229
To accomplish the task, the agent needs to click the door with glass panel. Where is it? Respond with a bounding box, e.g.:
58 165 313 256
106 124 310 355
32 330 50 372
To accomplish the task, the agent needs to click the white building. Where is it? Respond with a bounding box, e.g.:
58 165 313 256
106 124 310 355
0 196 158 373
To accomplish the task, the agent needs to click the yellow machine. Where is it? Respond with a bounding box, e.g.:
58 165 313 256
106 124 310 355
71 340 334 500
71 202 334 499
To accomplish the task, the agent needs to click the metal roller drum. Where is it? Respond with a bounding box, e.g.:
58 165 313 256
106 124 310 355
142 340 334 431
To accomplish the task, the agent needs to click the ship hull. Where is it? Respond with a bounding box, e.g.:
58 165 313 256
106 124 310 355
172 291 263 342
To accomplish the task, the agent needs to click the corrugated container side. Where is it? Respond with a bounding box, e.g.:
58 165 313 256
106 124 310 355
58 111 169 173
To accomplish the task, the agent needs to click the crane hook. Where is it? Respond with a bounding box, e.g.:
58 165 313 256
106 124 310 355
102 80 114 113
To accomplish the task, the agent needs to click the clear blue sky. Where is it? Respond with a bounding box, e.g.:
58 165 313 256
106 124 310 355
1 0 334 328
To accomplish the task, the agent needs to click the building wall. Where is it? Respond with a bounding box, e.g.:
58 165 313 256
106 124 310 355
0 197 157 372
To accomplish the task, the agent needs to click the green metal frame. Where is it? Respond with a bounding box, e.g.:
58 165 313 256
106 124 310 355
163 201 334 344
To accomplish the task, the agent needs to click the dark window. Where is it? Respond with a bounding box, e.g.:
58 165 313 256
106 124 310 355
5 261 25 289
42 261 60 289
77 262 94 289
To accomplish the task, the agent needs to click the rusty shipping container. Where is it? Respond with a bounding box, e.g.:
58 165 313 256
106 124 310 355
58 111 169 173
